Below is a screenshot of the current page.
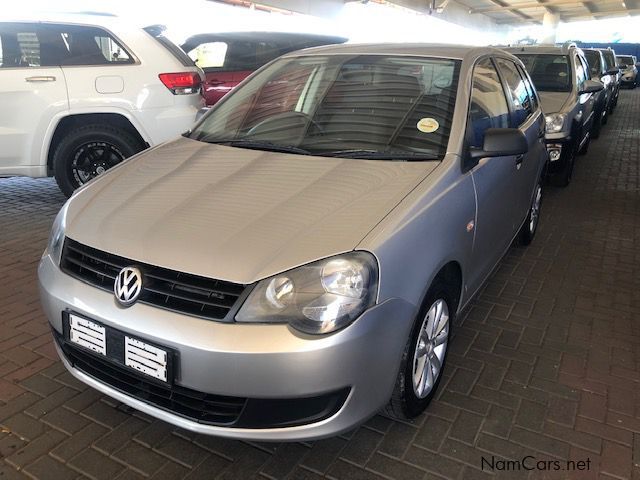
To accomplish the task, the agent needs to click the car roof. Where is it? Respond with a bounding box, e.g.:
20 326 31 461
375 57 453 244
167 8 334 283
0 12 136 30
182 31 348 46
280 43 512 62
501 44 576 56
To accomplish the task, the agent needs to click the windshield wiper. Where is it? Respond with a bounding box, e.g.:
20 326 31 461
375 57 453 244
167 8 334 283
319 149 439 161
207 139 312 156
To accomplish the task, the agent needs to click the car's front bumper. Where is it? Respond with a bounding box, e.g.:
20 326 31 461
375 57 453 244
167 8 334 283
38 253 416 441
544 136 572 173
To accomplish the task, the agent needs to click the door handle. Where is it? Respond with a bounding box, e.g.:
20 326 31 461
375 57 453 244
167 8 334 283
25 76 56 82
515 154 524 169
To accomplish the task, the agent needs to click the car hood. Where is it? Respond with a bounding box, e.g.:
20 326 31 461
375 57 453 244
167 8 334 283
538 91 572 114
65 137 437 284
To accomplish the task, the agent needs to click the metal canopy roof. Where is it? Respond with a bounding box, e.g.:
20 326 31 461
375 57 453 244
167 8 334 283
463 0 640 24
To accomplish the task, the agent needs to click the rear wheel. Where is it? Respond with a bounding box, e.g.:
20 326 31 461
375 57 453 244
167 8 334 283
386 282 453 419
53 124 144 197
591 110 603 139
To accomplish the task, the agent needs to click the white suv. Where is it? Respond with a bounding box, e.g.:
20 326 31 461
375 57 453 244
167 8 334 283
0 15 204 196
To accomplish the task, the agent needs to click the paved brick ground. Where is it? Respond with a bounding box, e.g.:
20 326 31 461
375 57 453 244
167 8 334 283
1 90 639 480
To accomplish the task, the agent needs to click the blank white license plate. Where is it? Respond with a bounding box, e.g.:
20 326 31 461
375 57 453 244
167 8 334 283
124 336 168 382
69 314 106 356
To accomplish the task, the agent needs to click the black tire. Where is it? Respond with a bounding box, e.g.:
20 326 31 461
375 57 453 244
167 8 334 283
386 281 454 420
53 124 144 197
517 178 542 246
591 110 603 139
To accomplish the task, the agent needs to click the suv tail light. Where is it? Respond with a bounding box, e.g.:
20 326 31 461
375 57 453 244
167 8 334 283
158 72 201 95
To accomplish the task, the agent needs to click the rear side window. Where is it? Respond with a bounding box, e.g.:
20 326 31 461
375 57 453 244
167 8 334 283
467 58 510 149
0 23 43 67
495 58 533 127
144 25 194 67
0 23 133 67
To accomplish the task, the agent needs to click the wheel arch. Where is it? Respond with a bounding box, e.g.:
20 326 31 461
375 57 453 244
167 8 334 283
46 113 149 175
426 260 463 315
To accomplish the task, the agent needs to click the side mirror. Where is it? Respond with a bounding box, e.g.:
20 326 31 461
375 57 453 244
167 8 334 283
607 67 620 75
470 128 528 159
580 79 604 94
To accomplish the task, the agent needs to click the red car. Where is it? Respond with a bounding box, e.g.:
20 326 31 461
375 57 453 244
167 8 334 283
181 32 347 106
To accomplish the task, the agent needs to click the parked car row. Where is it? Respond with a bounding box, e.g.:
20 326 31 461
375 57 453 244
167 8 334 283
503 43 624 186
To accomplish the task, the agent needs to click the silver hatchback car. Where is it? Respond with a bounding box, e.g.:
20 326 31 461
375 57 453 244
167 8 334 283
39 44 547 441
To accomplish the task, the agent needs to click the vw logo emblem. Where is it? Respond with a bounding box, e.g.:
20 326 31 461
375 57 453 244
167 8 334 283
114 266 143 307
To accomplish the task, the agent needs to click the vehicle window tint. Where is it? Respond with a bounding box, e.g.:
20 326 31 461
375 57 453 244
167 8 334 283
584 51 601 77
496 58 531 126
187 41 228 70
516 54 571 92
52 25 133 65
144 25 194 67
467 58 510 149
575 56 587 91
516 63 538 111
0 24 43 67
0 23 134 67
255 41 287 68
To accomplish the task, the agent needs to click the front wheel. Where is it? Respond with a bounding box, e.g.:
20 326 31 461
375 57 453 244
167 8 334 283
53 124 145 197
518 179 542 246
386 283 453 419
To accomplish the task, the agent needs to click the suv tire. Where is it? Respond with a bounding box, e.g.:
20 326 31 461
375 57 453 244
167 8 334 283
386 281 453 420
53 124 144 197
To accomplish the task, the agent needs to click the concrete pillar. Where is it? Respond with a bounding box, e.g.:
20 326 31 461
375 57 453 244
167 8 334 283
540 11 560 44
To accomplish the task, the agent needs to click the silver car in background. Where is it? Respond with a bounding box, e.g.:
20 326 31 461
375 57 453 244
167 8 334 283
39 44 547 441
616 54 638 88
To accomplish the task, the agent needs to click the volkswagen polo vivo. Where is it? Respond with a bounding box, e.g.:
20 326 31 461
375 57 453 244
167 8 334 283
39 44 547 440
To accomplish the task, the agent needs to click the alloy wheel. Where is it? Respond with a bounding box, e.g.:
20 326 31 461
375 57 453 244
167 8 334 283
412 298 449 399
71 142 126 186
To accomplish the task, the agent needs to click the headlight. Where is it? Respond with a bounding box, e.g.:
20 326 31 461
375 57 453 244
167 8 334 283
236 252 378 334
46 204 68 265
545 113 566 134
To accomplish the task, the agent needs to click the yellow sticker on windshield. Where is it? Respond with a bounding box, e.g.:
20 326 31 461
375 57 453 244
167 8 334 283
417 118 439 133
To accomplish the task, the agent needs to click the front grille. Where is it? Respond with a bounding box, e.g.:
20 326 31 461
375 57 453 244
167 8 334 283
60 238 247 321
57 334 247 425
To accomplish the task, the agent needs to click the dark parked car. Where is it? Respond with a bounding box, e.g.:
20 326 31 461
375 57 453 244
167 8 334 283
583 48 614 138
598 48 621 110
181 32 347 106
504 44 603 186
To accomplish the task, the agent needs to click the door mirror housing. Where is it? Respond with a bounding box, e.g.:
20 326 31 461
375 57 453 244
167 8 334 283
469 128 528 159
580 79 604 95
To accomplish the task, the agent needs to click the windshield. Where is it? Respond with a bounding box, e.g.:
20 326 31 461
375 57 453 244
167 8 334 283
584 51 601 76
516 54 572 92
189 54 461 160
618 56 634 67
